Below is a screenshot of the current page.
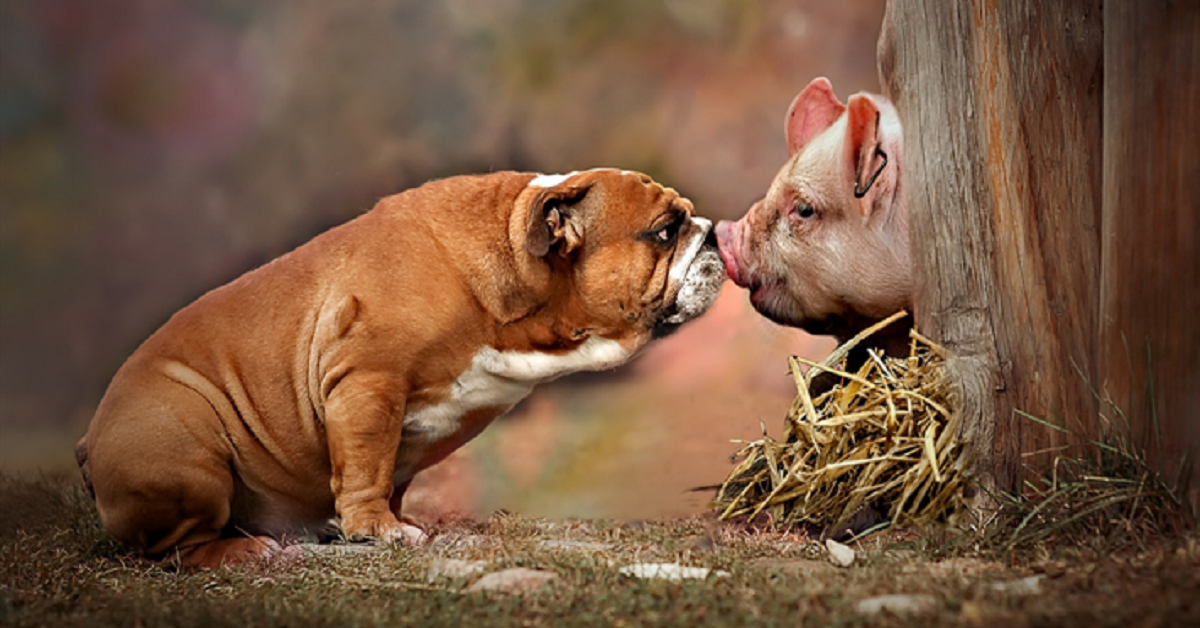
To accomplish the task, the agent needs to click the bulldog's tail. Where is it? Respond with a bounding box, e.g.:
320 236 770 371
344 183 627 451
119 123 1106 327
75 437 95 499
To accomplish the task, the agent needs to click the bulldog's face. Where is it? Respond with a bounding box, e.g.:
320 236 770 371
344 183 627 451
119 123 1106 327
522 169 724 348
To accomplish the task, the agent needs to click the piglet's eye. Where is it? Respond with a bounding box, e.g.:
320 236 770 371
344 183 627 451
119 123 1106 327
794 199 817 219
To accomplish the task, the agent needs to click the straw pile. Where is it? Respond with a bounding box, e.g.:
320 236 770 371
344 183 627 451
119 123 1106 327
713 311 969 533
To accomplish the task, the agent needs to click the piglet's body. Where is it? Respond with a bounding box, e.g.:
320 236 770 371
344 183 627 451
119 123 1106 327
716 77 910 352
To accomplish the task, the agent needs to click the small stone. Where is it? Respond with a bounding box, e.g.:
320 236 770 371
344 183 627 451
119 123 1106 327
825 539 856 567
426 558 488 581
465 568 557 593
854 594 940 616
619 563 730 580
988 574 1045 596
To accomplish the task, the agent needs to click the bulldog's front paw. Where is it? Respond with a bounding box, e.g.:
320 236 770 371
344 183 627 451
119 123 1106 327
341 511 427 546
396 514 429 545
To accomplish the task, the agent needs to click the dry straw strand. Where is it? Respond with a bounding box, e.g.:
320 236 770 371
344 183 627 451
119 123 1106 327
713 312 969 531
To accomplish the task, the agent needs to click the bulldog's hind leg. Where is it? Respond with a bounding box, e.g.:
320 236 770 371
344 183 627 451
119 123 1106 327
86 379 279 569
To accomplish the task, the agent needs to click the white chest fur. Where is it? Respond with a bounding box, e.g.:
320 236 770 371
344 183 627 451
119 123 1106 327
396 337 631 475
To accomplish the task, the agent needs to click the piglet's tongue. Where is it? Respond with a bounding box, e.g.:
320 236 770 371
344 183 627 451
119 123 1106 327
714 221 748 287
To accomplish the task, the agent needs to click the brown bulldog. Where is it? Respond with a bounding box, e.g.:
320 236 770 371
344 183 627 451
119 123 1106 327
76 169 723 568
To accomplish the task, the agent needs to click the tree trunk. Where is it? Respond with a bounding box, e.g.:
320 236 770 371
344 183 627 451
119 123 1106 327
880 0 1200 508
1099 1 1200 503
877 0 1104 498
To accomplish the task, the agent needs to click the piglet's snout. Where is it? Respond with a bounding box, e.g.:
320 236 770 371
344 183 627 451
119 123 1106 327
715 220 748 288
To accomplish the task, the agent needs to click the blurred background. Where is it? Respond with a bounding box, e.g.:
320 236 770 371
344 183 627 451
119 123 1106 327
0 0 884 519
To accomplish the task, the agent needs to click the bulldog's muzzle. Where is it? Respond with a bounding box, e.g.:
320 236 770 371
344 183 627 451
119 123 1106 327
655 218 724 338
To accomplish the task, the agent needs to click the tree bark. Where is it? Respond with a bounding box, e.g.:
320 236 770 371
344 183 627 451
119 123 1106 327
877 0 1104 497
1099 1 1200 503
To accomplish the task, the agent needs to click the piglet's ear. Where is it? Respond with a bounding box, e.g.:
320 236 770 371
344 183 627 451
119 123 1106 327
844 94 887 213
524 183 590 258
785 77 847 156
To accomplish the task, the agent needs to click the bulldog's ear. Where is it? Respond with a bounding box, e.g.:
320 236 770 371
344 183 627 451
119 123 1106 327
786 77 846 156
524 183 590 258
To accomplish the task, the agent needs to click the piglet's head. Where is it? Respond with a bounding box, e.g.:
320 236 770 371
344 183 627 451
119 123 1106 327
716 77 910 340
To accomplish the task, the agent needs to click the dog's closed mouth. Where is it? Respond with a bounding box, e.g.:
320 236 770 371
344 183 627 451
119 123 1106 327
661 247 723 325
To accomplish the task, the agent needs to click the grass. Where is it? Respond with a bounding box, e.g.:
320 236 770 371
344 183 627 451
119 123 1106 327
976 409 1193 556
2 473 1199 628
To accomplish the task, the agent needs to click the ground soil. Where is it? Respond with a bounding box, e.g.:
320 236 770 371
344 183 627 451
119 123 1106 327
2 474 1197 628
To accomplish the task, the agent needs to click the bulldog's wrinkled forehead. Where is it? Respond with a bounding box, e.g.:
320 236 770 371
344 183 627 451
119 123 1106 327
527 168 645 188
527 168 692 219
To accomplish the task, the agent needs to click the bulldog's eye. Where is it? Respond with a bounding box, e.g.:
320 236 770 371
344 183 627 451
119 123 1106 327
794 199 817 220
647 221 681 244
655 224 678 243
